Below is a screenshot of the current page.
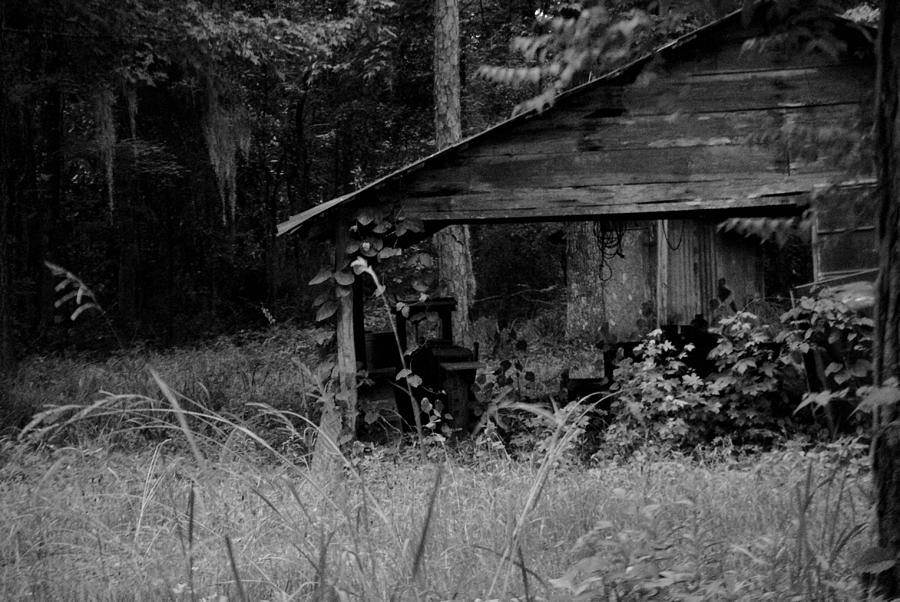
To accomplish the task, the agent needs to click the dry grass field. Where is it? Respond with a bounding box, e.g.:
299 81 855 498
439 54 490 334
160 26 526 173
0 429 871 601
0 326 876 601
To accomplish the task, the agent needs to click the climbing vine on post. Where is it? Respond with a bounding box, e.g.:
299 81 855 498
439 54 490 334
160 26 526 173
307 204 428 463
309 206 425 323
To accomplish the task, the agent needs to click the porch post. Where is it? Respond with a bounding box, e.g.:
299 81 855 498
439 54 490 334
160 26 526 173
656 219 669 327
312 214 358 475
335 213 358 437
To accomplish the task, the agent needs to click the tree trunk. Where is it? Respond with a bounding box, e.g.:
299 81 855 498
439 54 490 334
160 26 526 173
566 222 655 343
0 13 16 426
37 87 63 339
0 8 15 376
118 189 139 337
0 100 14 375
433 0 476 347
872 1 900 595
565 222 606 342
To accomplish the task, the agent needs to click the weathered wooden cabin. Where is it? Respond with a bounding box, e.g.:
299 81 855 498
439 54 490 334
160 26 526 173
277 7 876 421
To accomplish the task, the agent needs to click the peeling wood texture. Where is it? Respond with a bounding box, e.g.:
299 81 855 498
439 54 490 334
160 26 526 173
277 11 874 235
390 19 873 225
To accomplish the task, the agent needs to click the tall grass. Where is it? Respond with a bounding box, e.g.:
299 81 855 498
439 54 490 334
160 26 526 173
0 319 876 600
3 325 331 434
0 394 872 601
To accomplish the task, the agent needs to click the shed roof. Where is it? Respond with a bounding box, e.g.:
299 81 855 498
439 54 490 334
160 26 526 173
277 7 874 237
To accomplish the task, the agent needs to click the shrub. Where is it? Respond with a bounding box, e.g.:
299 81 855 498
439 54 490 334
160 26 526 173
607 329 709 452
778 289 874 434
705 311 800 445
606 310 830 453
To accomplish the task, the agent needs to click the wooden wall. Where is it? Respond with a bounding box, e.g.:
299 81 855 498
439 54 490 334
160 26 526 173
396 18 872 224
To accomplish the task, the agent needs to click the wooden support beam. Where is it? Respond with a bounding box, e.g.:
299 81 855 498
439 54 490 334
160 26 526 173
352 279 366 369
335 216 358 438
657 219 669 327
312 215 358 476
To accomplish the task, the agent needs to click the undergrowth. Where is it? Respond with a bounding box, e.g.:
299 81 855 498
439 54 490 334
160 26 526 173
0 284 886 600
0 388 875 601
3 325 331 437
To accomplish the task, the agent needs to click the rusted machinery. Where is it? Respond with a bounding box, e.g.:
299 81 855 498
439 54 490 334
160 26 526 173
361 297 481 432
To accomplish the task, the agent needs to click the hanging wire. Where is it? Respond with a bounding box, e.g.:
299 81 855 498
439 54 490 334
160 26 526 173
662 220 685 251
591 221 627 282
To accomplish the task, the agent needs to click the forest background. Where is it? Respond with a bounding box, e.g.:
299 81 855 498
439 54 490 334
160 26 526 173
0 0 769 369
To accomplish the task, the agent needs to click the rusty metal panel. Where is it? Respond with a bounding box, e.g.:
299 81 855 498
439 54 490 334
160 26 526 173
665 220 705 325
716 230 764 311
663 219 763 325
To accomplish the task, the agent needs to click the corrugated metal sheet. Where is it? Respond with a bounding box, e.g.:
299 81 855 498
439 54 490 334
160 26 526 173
665 220 703 324
662 219 763 325
717 229 764 310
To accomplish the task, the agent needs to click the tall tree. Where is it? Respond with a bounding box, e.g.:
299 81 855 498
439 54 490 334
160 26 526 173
872 0 900 595
433 0 476 346
0 3 12 375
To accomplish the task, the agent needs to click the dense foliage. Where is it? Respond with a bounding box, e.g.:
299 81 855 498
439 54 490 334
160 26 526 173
0 0 550 360
605 289 873 452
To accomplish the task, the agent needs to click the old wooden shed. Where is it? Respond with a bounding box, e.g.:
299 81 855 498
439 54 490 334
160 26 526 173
277 7 875 425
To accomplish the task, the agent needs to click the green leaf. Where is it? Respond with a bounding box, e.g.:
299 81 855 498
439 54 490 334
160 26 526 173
70 303 99 321
309 267 332 286
851 359 872 378
316 301 338 322
334 271 355 286
356 208 375 226
856 546 897 575
856 384 900 414
44 261 68 278
734 358 756 374
378 246 401 259
825 362 844 376
795 391 833 414
54 290 78 308
359 237 383 257
372 220 392 234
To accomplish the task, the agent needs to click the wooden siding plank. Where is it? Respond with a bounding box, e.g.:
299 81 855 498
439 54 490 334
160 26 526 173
663 41 868 76
408 147 787 195
453 104 861 163
532 65 864 117
623 65 866 115
400 176 829 223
